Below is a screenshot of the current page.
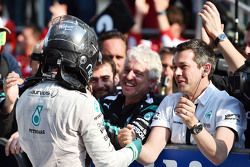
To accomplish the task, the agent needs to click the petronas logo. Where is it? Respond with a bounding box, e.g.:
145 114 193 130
32 105 43 126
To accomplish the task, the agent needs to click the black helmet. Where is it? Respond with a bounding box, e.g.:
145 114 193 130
42 15 101 91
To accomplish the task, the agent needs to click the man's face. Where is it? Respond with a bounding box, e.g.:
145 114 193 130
244 30 250 58
173 49 203 96
161 53 174 86
121 58 153 102
101 38 126 74
89 63 115 99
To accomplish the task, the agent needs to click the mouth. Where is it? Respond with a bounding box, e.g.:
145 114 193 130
123 81 136 87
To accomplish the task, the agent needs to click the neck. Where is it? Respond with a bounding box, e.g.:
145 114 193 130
187 79 210 102
124 93 148 106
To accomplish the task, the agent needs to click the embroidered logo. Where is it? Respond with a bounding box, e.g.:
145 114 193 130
32 105 43 126
205 110 212 120
144 112 155 121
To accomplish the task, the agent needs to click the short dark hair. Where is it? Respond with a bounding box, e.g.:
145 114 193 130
159 47 176 58
94 56 117 78
98 30 127 51
176 39 216 79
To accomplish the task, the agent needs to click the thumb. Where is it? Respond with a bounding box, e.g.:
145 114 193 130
127 124 134 130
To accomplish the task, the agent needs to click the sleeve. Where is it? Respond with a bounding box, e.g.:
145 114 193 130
130 104 158 144
216 97 247 141
0 100 17 138
98 98 121 149
3 53 22 77
151 96 174 128
80 97 142 167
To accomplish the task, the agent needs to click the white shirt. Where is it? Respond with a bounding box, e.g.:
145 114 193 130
152 82 247 148
16 81 140 167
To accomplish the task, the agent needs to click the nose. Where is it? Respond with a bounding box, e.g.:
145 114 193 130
163 68 169 76
126 70 135 80
97 80 105 88
174 67 182 76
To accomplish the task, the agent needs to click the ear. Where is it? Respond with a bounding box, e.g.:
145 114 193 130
114 73 120 86
202 63 211 78
149 79 158 90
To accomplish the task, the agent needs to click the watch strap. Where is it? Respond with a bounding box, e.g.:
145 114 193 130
214 33 227 47
190 122 203 135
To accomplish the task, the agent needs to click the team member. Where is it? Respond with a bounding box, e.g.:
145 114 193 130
119 39 246 165
100 44 163 149
89 56 118 99
15 15 141 167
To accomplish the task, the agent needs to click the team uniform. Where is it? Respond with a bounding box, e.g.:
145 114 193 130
152 82 247 148
99 90 163 149
16 81 141 167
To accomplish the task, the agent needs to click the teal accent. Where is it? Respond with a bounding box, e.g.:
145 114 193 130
94 100 101 113
144 112 155 121
141 105 158 112
103 121 120 135
205 111 212 120
126 139 142 160
32 105 43 126
0 92 5 97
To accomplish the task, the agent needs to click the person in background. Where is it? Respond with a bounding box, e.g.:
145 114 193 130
158 46 176 96
119 39 246 166
0 19 21 85
154 0 187 48
199 1 250 148
98 30 127 76
89 56 118 99
16 25 41 78
99 44 163 150
0 0 16 55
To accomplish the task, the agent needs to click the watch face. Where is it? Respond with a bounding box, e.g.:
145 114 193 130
192 123 203 135
191 122 203 135
219 33 227 40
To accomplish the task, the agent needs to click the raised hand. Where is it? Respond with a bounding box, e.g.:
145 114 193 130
175 96 198 129
199 1 223 40
3 72 23 114
118 124 136 148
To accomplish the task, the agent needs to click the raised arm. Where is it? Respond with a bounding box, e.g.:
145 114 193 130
154 0 170 31
2 72 23 114
199 1 246 73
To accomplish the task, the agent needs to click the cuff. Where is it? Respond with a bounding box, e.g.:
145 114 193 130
125 138 142 161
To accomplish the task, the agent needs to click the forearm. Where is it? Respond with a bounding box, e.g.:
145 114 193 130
0 109 15 137
193 128 229 165
156 13 170 31
2 98 15 114
217 39 246 73
138 126 169 165
130 13 144 34
138 144 161 165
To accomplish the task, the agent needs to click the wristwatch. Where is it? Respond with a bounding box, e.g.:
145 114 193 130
190 122 203 135
214 33 227 47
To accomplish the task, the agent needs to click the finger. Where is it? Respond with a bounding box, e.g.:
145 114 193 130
206 1 220 16
15 142 22 154
5 140 11 156
127 124 134 130
10 138 18 155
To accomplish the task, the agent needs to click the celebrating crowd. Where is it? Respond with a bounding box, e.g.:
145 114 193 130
0 1 250 167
